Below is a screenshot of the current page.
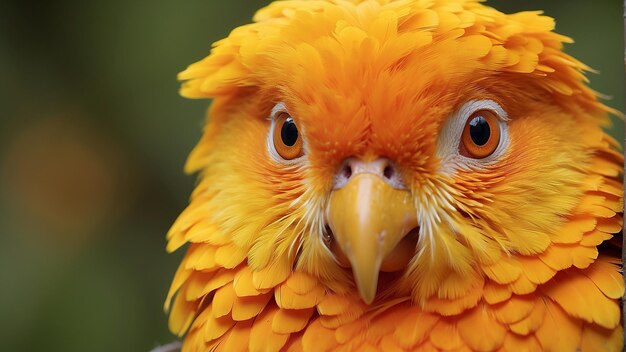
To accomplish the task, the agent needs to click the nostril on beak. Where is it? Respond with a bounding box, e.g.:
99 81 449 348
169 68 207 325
333 157 405 190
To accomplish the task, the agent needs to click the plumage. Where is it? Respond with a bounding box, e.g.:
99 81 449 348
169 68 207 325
429 319 464 350
218 320 253 352
212 283 236 318
535 301 583 351
508 300 545 336
164 0 624 350
231 292 273 321
271 307 315 334
249 306 291 351
233 267 269 297
457 305 507 351
275 279 325 310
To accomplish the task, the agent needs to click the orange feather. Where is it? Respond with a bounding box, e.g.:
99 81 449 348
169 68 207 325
164 1 624 351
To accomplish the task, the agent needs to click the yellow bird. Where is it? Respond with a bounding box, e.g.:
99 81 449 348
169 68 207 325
164 1 624 351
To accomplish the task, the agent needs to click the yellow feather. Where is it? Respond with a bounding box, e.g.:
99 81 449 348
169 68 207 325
233 266 267 297
164 261 193 311
302 319 338 352
252 257 291 290
575 195 617 218
201 306 235 342
271 307 315 334
457 304 506 351
429 319 463 350
186 307 210 342
316 294 356 316
378 335 406 352
501 333 542 352
333 334 367 352
481 256 522 285
181 327 204 352
596 216 623 234
570 245 598 269
517 256 557 285
183 271 213 301
580 230 613 247
538 244 574 271
482 281 512 305
580 323 624 352
335 318 367 344
491 294 535 324
354 342 378 352
508 273 537 295
184 244 218 271
217 320 252 352
166 232 187 254
413 341 440 352
457 35 492 59
551 217 596 243
167 206 210 252
535 301 582 351
508 298 546 335
212 283 235 318
588 157 623 177
214 244 248 269
185 221 221 245
282 332 304 352
232 292 272 321
315 295 364 331
581 257 624 300
437 270 483 300
168 291 197 336
597 178 623 197
393 308 439 348
318 304 365 329
284 272 320 295
365 303 412 346
541 269 620 329
185 269 234 301
249 306 290 352
423 281 482 316
275 281 325 310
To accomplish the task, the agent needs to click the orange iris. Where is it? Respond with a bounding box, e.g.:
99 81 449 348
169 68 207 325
460 109 501 159
273 112 304 160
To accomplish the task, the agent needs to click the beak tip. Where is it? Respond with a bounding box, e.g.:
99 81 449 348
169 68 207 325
361 293 375 305
356 281 378 305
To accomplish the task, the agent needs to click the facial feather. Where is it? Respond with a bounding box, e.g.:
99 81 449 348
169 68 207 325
166 1 623 350
175 0 617 300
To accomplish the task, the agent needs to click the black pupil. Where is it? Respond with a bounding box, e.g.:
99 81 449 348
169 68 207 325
281 118 299 146
469 116 491 146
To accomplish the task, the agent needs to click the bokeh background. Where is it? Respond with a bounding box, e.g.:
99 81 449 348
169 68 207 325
0 1 623 351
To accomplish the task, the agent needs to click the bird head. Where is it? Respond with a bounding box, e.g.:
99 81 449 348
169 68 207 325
172 0 617 305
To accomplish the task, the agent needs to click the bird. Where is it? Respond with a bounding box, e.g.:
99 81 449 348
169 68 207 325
163 0 624 351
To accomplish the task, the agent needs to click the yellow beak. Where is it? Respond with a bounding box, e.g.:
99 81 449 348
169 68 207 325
327 173 417 303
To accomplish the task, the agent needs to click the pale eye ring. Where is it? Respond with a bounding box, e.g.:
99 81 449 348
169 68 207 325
436 99 510 174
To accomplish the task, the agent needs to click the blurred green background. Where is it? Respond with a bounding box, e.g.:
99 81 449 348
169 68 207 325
0 1 623 351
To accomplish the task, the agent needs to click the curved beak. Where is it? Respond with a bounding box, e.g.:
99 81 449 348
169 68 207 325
327 173 417 303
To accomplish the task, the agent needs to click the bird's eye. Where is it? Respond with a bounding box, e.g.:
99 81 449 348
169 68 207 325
272 112 304 160
460 109 501 159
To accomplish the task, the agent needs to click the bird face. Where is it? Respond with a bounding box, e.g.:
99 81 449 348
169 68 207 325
177 0 613 305
191 76 599 305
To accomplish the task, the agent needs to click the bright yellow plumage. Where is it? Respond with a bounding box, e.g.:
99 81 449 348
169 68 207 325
165 1 624 351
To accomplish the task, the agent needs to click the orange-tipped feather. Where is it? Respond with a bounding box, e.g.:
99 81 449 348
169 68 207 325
165 0 624 350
